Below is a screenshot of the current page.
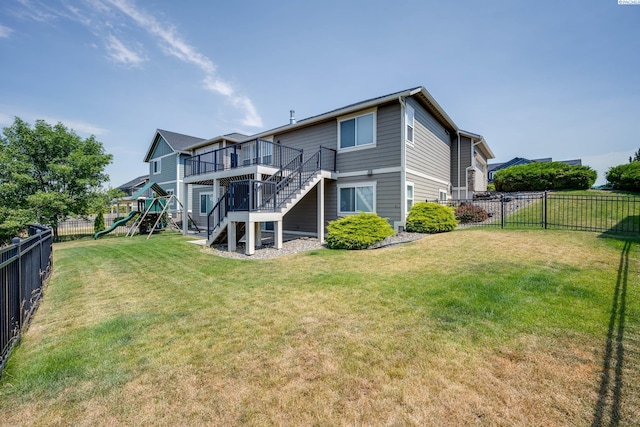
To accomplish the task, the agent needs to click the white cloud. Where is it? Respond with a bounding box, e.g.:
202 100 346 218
40 116 108 136
0 112 13 126
103 0 263 128
0 24 13 38
105 34 146 66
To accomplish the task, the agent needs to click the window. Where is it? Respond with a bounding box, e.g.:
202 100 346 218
152 159 161 174
199 192 214 215
261 140 273 165
338 184 375 214
406 105 415 144
242 143 256 166
439 190 448 202
338 112 375 150
406 183 414 213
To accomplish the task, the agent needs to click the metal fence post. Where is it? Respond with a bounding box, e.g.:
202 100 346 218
500 197 505 229
543 192 548 229
11 237 22 330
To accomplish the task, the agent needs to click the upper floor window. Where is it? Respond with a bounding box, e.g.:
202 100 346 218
406 105 415 144
338 111 375 151
152 159 161 174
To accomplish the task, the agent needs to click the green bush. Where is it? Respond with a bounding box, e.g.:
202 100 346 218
493 162 597 192
406 202 458 233
94 211 105 233
455 204 489 223
326 213 394 250
606 162 640 192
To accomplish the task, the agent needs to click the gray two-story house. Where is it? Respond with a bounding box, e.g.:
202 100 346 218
157 86 494 255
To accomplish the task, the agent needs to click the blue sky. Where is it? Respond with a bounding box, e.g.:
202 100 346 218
1 0 638 186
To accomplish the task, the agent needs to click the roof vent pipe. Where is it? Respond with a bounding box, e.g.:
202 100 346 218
289 110 296 125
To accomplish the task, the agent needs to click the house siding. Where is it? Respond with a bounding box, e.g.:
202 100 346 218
406 97 450 188
192 185 214 229
283 187 318 233
274 120 337 159
337 103 401 173
152 136 174 158
407 172 448 203
149 153 177 187
337 172 401 225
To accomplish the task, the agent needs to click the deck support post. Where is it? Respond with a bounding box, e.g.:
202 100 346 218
274 220 283 250
228 221 236 252
245 221 255 255
255 222 262 248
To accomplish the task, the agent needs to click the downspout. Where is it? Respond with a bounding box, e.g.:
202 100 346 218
457 131 461 200
399 96 407 232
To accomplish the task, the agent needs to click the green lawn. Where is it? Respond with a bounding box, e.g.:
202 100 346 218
1 230 639 426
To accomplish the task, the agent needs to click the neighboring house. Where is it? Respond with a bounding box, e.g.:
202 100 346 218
488 157 582 183
147 86 494 255
143 129 209 214
116 174 149 196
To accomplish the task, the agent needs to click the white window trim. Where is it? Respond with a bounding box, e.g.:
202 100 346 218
405 104 415 146
152 159 161 175
337 181 377 215
337 108 377 153
199 191 214 216
406 182 414 216
439 189 448 202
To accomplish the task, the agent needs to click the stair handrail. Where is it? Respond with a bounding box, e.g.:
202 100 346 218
207 188 230 238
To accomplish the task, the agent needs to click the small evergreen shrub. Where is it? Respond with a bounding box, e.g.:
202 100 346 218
406 202 458 233
493 162 597 192
606 162 640 192
94 211 105 233
455 204 489 223
326 213 394 250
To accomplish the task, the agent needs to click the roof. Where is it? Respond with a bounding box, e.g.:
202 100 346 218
131 181 167 199
249 86 460 141
185 132 249 151
143 129 206 162
117 174 149 191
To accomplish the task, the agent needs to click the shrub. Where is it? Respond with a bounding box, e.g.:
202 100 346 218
606 162 640 192
493 162 597 192
406 202 458 233
326 213 394 250
455 204 489 223
94 211 105 233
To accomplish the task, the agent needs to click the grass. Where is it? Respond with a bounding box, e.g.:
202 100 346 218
0 230 639 425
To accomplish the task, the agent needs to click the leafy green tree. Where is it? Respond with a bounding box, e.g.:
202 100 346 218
606 162 640 192
0 117 113 241
630 148 640 163
493 162 597 192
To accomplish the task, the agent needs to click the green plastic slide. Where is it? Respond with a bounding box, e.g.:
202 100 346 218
94 211 139 239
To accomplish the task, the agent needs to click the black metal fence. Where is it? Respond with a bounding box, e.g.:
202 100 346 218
1 225 53 376
441 192 640 234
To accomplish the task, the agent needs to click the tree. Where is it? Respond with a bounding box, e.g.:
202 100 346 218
606 162 640 192
0 117 113 241
493 162 597 192
630 147 640 163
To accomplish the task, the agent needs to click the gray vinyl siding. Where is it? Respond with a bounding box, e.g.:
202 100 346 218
283 186 317 233
407 172 448 203
149 153 177 187
337 104 401 173
450 135 471 187
337 172 401 225
405 97 450 184
274 120 336 160
324 180 337 225
152 136 174 157
192 185 214 229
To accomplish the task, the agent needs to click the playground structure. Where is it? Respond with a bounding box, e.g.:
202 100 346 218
95 182 199 239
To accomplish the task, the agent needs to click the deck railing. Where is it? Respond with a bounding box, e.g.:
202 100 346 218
206 146 336 238
184 139 303 177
